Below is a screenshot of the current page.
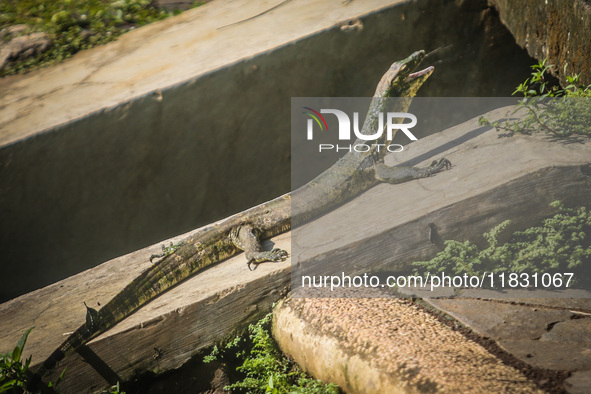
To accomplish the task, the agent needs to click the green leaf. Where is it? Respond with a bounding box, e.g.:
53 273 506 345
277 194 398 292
0 379 18 393
24 355 32 369
54 367 67 388
11 327 34 363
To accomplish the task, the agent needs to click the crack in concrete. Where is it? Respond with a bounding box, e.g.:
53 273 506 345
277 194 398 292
545 320 562 332
217 0 293 30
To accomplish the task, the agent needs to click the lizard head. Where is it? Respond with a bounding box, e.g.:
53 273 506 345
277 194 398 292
376 50 434 98
363 51 433 162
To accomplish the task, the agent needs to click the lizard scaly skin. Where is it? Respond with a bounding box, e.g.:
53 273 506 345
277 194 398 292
33 50 450 385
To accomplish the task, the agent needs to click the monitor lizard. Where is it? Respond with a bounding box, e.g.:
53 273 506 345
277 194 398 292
32 50 451 386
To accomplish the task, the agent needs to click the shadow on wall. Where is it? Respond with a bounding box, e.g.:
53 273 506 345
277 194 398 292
0 0 536 302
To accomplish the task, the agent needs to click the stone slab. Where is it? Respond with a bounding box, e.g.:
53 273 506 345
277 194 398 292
426 297 591 393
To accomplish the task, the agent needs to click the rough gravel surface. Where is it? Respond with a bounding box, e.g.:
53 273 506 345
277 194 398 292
274 289 544 393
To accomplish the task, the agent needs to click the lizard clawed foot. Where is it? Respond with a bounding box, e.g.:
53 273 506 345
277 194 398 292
426 158 451 175
231 224 289 271
264 248 289 262
150 241 184 263
246 248 289 271
149 253 163 263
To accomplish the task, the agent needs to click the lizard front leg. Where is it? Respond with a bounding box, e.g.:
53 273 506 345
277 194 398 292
230 224 289 270
374 158 451 184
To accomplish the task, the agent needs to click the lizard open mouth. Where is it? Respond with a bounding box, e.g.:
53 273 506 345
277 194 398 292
407 66 435 81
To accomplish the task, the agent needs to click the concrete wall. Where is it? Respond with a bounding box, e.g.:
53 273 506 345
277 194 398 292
0 0 536 301
489 0 591 86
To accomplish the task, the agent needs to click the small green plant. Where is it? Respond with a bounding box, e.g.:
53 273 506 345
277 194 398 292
479 59 591 137
103 381 126 394
205 313 340 393
0 327 34 393
413 201 591 288
0 327 64 393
